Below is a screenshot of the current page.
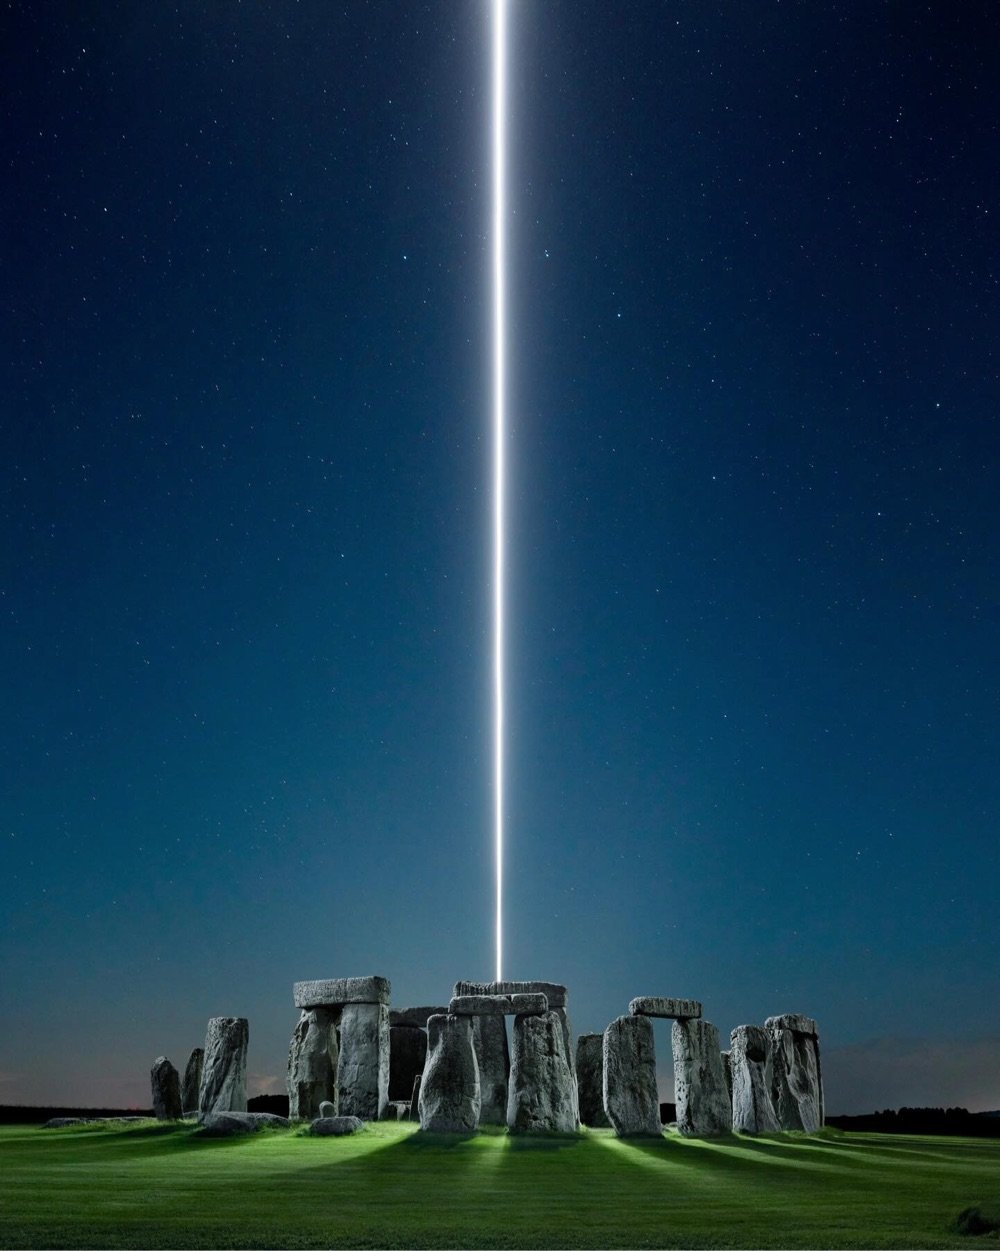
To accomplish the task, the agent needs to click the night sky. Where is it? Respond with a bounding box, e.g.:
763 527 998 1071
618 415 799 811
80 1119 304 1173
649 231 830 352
3 2 997 1115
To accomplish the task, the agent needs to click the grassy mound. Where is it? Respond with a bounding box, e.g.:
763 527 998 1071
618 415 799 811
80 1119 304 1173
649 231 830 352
952 1204 1000 1237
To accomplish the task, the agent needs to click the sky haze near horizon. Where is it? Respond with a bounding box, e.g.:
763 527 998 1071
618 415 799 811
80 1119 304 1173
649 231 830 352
2 1 997 1115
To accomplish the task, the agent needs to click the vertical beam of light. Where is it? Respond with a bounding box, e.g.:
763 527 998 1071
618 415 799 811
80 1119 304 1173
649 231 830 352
492 0 507 984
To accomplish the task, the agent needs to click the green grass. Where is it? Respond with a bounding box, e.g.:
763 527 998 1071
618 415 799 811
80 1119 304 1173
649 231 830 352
1 1120 998 1249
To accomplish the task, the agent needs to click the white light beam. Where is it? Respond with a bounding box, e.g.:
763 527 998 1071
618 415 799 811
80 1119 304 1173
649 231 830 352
492 0 508 984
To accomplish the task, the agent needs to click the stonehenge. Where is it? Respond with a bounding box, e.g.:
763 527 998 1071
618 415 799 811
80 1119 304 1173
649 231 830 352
388 1024 427 1103
287 1007 339 1120
150 1056 181 1120
471 1013 510 1124
575 1033 610 1127
181 1048 203 1116
766 1014 823 1132
603 1015 660 1136
198 1017 248 1119
730 1025 780 1134
507 1010 578 1133
418 1012 481 1132
672 1019 733 1137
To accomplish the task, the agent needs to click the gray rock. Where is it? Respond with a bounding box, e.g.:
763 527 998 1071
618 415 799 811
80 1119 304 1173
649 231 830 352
379 1100 409 1121
419 1013 480 1133
151 1056 182 1121
294 976 391 1009
310 1115 365 1136
507 1010 579 1134
721 1050 733 1101
552 1005 579 1121
181 1048 204 1115
409 1075 421 1123
41 1118 97 1128
454 980 567 1009
730 1025 780 1134
389 1005 450 1029
389 1024 427 1101
472 1012 510 1125
575 1033 610 1127
287 1008 339 1120
319 1099 336 1119
765 1013 817 1037
629 996 702 1020
672 1019 732 1137
767 1019 823 1132
198 1017 249 1118
602 1015 660 1136
337 1002 390 1121
200 1111 289 1136
449 993 548 1016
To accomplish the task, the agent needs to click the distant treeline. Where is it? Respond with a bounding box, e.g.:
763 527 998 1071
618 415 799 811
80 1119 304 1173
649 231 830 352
0 1105 154 1124
827 1107 1000 1137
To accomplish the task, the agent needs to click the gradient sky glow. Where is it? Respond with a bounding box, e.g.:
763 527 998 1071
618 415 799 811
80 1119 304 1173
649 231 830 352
2 1 997 1115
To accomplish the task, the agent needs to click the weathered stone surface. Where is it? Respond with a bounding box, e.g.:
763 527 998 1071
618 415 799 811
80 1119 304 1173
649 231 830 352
294 976 390 1009
419 1013 480 1133
765 1013 817 1038
151 1056 181 1120
454 980 567 1009
721 1050 733 1100
389 1005 450 1029
450 993 548 1016
472 1012 510 1125
310 1115 365 1136
507 1010 579 1134
629 997 702 1020
287 1008 339 1120
672 1019 732 1138
730 1025 780 1134
200 1111 288 1136
576 1033 610 1127
181 1048 204 1115
199 1018 248 1118
379 1100 409 1121
389 1024 427 1101
553 1005 579 1122
319 1099 336 1119
603 1015 660 1136
337 1002 390 1120
767 1020 823 1132
409 1076 421 1122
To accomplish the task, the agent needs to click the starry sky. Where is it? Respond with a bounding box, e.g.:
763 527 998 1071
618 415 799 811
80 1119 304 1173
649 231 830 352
2 2 997 1115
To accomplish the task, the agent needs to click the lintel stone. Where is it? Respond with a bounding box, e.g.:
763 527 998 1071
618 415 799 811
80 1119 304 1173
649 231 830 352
454 980 566 1009
765 1013 817 1037
628 996 702 1020
294 976 390 1009
450 993 548 1016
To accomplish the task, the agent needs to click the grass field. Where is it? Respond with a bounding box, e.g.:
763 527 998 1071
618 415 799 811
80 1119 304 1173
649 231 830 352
1 1120 997 1249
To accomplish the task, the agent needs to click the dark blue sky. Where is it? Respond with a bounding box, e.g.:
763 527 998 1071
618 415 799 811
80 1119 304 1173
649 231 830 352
2 1 997 1114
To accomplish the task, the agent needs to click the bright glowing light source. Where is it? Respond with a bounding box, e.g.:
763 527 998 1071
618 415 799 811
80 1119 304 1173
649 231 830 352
492 0 508 983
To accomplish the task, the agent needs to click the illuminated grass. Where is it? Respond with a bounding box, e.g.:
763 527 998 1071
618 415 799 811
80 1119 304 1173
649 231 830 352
1 1121 997 1248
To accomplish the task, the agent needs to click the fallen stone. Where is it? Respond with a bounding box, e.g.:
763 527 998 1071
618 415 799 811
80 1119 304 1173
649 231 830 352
454 980 567 1010
765 1013 817 1038
575 1033 610 1127
319 1099 336 1119
310 1115 365 1136
629 997 702 1020
472 1011 510 1125
603 1015 660 1136
41 1118 97 1128
672 1019 732 1137
294 976 391 1009
767 1019 823 1132
730 1025 780 1134
389 1005 450 1029
181 1048 204 1116
287 1007 339 1119
389 1024 427 1102
419 1013 480 1132
200 1111 289 1136
449 993 548 1016
151 1056 182 1121
508 1010 578 1134
337 1002 390 1120
199 1017 249 1118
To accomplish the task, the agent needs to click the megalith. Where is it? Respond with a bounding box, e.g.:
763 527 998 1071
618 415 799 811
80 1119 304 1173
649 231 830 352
181 1048 204 1115
338 1002 390 1121
765 1014 823 1132
287 1007 339 1120
721 1050 733 1102
389 1024 427 1102
472 1013 510 1124
730 1025 780 1134
199 1017 248 1118
418 1013 480 1133
575 1033 610 1127
672 1018 732 1137
151 1056 181 1120
507 1010 579 1133
603 1015 660 1136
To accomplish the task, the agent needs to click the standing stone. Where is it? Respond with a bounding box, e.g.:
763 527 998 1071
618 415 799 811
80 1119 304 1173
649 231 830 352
552 1005 579 1122
419 1014 480 1133
181 1048 204 1115
730 1025 780 1134
287 1008 339 1120
721 1050 733 1101
471 1013 510 1124
338 1002 390 1121
319 1099 336 1119
603 1015 660 1137
576 1033 610 1127
409 1075 421 1123
672 1019 732 1137
150 1056 181 1120
765 1015 823 1132
508 1010 579 1134
199 1017 248 1118
389 1024 427 1102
